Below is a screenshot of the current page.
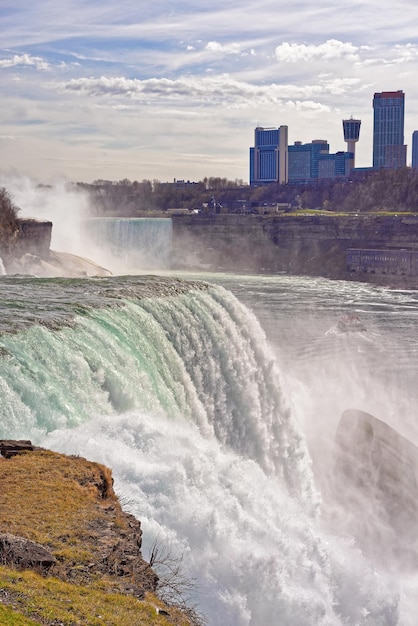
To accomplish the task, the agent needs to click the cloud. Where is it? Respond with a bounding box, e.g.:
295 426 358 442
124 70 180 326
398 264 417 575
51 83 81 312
0 53 50 70
393 43 418 63
205 41 242 55
274 39 361 63
54 74 344 111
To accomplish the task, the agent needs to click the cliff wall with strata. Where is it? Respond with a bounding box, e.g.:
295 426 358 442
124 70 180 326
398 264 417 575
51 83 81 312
2 219 52 273
171 214 418 281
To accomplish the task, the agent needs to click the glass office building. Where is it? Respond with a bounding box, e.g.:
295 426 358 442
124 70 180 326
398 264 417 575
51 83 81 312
412 131 418 169
250 126 288 184
288 140 329 183
372 91 406 169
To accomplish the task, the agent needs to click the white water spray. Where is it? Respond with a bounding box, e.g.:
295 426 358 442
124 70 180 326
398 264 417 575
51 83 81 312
0 175 173 275
0 280 402 625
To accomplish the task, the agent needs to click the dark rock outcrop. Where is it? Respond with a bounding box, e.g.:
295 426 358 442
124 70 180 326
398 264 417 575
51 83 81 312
0 439 34 458
0 533 56 570
2 220 52 272
2 219 111 277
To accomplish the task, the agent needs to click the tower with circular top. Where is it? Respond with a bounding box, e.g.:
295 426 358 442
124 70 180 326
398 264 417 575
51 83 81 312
342 117 361 169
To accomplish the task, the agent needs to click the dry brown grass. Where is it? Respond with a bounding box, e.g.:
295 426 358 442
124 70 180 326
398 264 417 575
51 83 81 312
0 449 193 625
0 450 120 563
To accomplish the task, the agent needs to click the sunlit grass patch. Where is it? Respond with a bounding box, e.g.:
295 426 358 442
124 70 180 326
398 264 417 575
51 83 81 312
0 449 119 564
0 567 180 625
0 602 41 625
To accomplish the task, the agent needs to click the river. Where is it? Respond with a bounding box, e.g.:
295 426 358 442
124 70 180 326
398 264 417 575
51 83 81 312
0 270 416 625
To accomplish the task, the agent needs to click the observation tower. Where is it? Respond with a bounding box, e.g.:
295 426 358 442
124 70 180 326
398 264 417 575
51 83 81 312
342 117 361 168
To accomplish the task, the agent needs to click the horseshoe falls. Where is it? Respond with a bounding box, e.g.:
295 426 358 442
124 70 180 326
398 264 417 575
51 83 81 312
83 218 172 272
0 274 403 625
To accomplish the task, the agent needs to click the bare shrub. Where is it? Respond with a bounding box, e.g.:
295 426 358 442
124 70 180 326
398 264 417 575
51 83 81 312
0 187 19 244
148 537 207 626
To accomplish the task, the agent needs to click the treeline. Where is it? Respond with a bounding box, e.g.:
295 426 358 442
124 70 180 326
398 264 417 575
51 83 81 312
77 177 246 215
77 168 418 216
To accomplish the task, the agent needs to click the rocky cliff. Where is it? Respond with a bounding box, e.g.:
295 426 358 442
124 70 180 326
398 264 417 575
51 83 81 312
2 219 111 277
2 219 52 273
0 445 192 625
172 214 418 284
327 409 418 568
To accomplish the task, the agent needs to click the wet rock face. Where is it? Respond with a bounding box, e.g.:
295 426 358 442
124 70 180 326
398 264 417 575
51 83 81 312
2 219 52 270
331 409 418 566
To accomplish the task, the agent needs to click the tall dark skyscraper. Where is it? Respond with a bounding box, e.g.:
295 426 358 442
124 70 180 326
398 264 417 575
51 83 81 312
412 131 418 169
372 90 406 169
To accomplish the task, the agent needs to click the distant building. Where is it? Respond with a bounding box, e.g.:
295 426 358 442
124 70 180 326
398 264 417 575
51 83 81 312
372 90 406 169
250 126 288 185
288 140 351 182
318 151 353 179
343 117 361 169
288 140 329 183
412 131 418 168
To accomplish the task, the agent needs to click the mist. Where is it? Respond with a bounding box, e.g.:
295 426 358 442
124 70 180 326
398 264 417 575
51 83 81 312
236 275 418 624
0 175 173 276
0 174 91 255
0 174 417 621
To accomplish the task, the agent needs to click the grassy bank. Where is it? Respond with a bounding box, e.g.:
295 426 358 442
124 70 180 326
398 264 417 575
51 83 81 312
0 449 193 626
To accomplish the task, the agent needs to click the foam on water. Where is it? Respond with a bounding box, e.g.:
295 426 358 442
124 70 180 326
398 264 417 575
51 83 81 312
44 410 399 626
0 279 403 624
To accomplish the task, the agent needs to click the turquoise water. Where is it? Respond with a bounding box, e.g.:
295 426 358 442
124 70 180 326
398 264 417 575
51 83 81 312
0 272 415 625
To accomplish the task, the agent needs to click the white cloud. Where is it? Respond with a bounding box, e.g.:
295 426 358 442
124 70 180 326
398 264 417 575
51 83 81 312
205 41 242 55
274 39 360 63
2 1 418 181
0 53 50 70
392 43 418 63
55 74 345 110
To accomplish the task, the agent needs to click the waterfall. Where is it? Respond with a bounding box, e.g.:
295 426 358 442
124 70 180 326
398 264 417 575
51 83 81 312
84 217 172 271
0 278 400 625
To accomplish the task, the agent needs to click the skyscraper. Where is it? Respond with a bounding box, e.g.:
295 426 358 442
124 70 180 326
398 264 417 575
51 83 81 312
372 90 406 169
249 126 288 185
412 131 418 169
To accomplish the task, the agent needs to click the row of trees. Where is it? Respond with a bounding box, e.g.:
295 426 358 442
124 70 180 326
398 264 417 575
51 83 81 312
77 168 418 216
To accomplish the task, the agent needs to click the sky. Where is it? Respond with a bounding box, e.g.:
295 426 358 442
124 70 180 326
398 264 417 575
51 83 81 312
1 0 418 184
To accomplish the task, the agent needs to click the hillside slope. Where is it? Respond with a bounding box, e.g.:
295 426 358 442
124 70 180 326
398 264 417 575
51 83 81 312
0 446 193 626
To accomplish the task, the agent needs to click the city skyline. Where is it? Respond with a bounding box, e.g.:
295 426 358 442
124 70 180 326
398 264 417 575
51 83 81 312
1 1 418 184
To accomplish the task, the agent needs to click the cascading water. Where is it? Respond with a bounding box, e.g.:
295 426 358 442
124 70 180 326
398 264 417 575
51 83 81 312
0 275 402 625
84 217 172 272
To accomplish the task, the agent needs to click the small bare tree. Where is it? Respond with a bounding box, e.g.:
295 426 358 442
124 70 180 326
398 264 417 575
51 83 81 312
0 187 19 245
148 537 207 626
